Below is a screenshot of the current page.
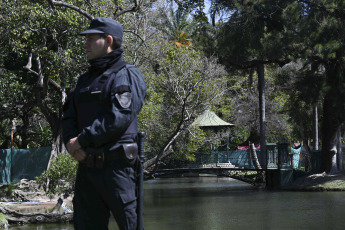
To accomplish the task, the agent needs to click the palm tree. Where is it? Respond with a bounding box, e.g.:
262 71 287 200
158 5 198 47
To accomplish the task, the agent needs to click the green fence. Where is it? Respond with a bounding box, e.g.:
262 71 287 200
0 147 51 184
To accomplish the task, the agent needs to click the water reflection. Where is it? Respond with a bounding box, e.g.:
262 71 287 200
8 176 345 230
144 177 345 230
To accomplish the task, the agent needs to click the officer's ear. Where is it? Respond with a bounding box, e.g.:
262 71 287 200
105 35 114 49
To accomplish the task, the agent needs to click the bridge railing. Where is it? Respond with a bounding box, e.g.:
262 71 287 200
164 149 262 170
158 143 299 171
195 149 261 169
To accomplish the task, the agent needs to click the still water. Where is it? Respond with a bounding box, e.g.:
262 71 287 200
9 176 345 230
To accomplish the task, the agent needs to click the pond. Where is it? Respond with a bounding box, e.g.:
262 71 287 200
8 176 345 230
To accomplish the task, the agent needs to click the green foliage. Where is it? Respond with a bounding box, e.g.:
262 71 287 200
0 183 16 197
176 126 206 161
36 153 78 196
153 4 212 48
213 0 291 70
0 213 8 228
27 124 53 148
140 40 228 162
0 0 136 149
0 0 89 148
6 0 345 171
229 127 250 149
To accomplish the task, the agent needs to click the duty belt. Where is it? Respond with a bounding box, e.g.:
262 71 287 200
82 147 123 169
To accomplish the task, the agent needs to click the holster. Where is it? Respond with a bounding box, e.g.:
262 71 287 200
120 143 138 166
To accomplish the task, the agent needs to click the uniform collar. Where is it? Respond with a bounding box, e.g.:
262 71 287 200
88 49 123 75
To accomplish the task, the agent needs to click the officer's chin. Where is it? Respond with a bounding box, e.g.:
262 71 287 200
86 54 93 60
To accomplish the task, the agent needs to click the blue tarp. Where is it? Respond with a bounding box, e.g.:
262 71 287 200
0 147 51 184
0 149 11 184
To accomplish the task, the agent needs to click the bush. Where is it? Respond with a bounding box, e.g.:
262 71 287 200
0 213 8 228
1 183 15 197
36 153 78 196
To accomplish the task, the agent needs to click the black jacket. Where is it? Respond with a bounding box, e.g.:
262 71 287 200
61 56 146 152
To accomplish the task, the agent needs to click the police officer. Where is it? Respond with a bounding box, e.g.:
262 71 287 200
61 17 146 230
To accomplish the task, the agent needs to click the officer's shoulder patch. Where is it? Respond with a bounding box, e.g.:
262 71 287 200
115 92 132 108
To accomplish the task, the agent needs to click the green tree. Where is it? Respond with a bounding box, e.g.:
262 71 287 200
36 153 78 196
210 0 293 165
154 4 198 47
0 0 87 151
0 0 230 173
274 61 324 170
0 0 151 154
141 43 228 172
116 2 232 171
180 0 345 173
281 0 345 173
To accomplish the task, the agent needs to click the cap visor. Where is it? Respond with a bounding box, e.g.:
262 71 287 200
79 29 105 35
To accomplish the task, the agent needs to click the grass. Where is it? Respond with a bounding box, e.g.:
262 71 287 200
283 171 345 191
303 178 345 191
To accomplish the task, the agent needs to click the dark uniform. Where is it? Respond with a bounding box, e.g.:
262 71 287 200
61 18 146 230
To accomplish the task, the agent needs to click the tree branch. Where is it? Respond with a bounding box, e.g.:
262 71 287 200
23 53 62 93
113 0 141 18
46 0 93 19
123 29 146 45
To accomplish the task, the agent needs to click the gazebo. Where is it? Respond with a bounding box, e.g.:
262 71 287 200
193 110 234 164
192 109 234 129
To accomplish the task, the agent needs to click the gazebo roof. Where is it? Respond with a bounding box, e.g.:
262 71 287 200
192 110 234 128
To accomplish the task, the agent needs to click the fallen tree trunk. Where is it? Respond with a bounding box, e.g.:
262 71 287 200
249 142 265 183
0 206 72 225
249 142 262 170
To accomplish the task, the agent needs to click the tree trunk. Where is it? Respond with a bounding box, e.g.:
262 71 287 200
46 132 64 172
320 101 339 174
336 126 343 172
249 142 264 182
249 142 261 169
257 63 266 168
0 206 72 226
144 130 182 175
312 104 319 150
321 62 342 174
298 120 312 171
302 142 312 172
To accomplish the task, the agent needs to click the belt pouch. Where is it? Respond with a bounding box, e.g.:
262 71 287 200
121 143 138 166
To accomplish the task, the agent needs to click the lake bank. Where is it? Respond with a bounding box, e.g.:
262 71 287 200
283 171 345 191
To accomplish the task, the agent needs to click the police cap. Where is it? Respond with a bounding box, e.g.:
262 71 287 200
80 17 123 39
